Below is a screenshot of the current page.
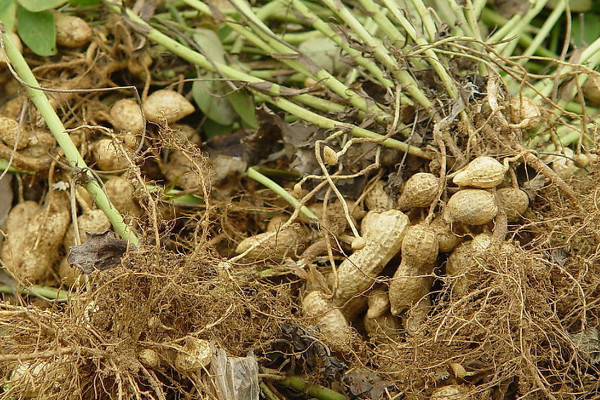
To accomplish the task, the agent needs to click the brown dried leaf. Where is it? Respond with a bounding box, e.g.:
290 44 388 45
68 231 134 274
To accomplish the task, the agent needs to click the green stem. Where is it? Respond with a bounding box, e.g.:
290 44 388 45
0 284 72 301
253 93 429 158
128 1 345 114
378 0 458 99
318 0 434 109
228 0 393 123
518 1 565 65
1 29 139 247
277 376 347 400
246 167 318 220
0 159 34 174
286 0 394 89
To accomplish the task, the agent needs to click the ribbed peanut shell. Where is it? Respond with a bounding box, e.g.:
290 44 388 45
430 384 476 400
444 189 498 225
235 223 309 260
401 223 439 265
453 157 507 188
509 96 542 130
92 139 130 171
364 180 395 211
105 177 142 217
445 234 492 296
431 215 462 252
403 296 431 334
2 193 70 283
111 99 144 135
389 261 434 316
143 90 195 123
397 172 439 210
364 312 402 337
496 187 529 222
0 116 28 149
302 291 353 349
366 287 390 319
583 75 600 106
333 210 409 307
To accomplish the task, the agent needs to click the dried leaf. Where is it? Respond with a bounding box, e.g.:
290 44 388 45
68 231 134 274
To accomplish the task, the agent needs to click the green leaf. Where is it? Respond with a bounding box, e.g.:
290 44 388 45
202 118 233 138
229 90 258 129
192 29 226 64
571 13 600 48
192 77 237 126
0 0 14 15
0 1 17 31
17 0 66 12
68 0 101 5
16 6 56 56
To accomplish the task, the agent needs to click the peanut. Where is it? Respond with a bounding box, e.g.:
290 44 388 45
389 223 439 318
331 210 409 308
235 223 310 260
444 189 498 226
397 172 439 210
302 290 353 349
453 156 507 189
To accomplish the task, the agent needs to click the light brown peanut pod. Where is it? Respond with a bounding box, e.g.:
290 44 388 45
235 223 309 260
364 180 395 211
92 138 130 171
0 116 29 149
583 74 600 106
397 172 439 210
104 177 143 217
307 201 350 236
430 384 480 400
364 311 402 338
431 215 462 252
174 337 212 373
445 233 492 297
444 189 498 226
403 295 431 334
2 192 70 283
322 145 339 166
364 287 401 337
453 156 507 188
302 290 353 349
389 224 438 317
509 96 542 130
143 90 195 124
54 12 92 48
496 187 529 222
332 210 409 307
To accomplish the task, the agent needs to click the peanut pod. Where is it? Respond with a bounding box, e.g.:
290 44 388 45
302 290 353 349
332 210 409 307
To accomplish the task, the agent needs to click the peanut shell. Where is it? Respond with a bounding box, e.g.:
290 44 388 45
302 290 353 349
509 96 542 130
110 99 144 135
332 210 409 307
496 187 529 222
453 156 507 188
397 172 439 210
444 189 498 225
235 223 309 260
143 90 195 124
55 13 92 48
364 180 395 211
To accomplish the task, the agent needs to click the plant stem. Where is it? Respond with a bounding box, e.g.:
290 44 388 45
253 92 429 158
1 29 139 247
246 167 318 220
517 2 565 65
285 0 394 89
277 376 347 400
228 0 392 122
129 1 345 114
0 284 72 301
